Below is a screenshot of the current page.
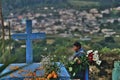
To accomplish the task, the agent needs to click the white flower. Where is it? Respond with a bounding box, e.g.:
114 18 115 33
87 50 93 55
93 54 99 61
51 58 54 60
86 54 88 57
93 50 98 54
93 57 98 61
89 67 93 72
43 47 47 51
69 67 73 72
96 60 102 65
41 56 51 66
63 56 66 59
68 56 73 61
53 55 56 57
73 73 76 76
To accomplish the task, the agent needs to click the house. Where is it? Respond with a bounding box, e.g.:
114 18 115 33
102 29 116 35
101 9 110 14
106 19 114 23
115 7 120 11
80 36 92 41
59 33 72 37
90 9 99 14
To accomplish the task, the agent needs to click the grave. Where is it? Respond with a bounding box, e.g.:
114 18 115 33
0 63 70 80
12 20 46 64
112 61 120 80
0 20 70 80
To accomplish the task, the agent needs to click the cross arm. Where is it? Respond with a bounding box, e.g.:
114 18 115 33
12 33 27 40
30 33 46 40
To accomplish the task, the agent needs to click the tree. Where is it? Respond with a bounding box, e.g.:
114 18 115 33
104 36 115 43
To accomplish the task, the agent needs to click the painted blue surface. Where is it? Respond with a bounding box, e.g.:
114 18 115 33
12 20 46 64
12 34 27 40
0 63 70 80
112 61 120 80
0 64 3 67
85 67 89 80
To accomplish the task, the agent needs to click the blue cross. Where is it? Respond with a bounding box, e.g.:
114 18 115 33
12 20 46 64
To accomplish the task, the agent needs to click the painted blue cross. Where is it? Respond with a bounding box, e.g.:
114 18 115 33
12 20 46 64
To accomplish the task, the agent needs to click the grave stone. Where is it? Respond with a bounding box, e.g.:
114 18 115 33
112 61 120 80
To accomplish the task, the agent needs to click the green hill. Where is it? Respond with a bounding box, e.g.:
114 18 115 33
68 0 120 10
2 0 120 10
2 0 120 15
2 0 67 8
68 0 100 9
2 0 68 16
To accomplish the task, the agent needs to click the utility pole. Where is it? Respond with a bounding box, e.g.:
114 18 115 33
0 0 5 54
8 21 11 54
8 22 11 40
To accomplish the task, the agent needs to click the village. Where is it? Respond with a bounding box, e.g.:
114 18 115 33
1 6 120 40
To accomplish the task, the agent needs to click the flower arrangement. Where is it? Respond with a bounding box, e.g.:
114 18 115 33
9 55 61 80
67 55 89 77
87 50 102 65
40 55 61 79
67 50 102 77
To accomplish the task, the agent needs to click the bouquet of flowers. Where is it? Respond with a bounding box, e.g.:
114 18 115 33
67 55 89 77
87 50 102 65
67 50 102 77
40 55 61 79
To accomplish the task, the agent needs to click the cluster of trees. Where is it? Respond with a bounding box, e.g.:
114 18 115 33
0 36 120 64
79 0 120 8
2 0 67 10
2 0 120 15
2 0 68 16
0 37 74 63
68 0 120 10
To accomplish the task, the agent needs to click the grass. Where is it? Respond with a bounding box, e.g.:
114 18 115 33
114 37 120 43
92 36 104 42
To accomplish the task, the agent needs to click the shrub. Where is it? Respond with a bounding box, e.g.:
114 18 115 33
100 47 111 54
111 48 120 54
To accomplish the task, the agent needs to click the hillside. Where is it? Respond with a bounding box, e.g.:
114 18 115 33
2 0 120 10
2 0 68 15
68 0 120 9
2 0 120 16
2 0 67 8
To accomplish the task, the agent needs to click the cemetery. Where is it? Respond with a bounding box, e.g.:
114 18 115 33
0 20 120 80
0 0 120 79
0 20 70 80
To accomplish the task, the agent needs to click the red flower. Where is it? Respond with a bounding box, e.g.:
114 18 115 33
88 53 94 62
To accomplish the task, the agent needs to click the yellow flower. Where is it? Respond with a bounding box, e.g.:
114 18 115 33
74 57 79 62
70 61 74 65
69 67 73 72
